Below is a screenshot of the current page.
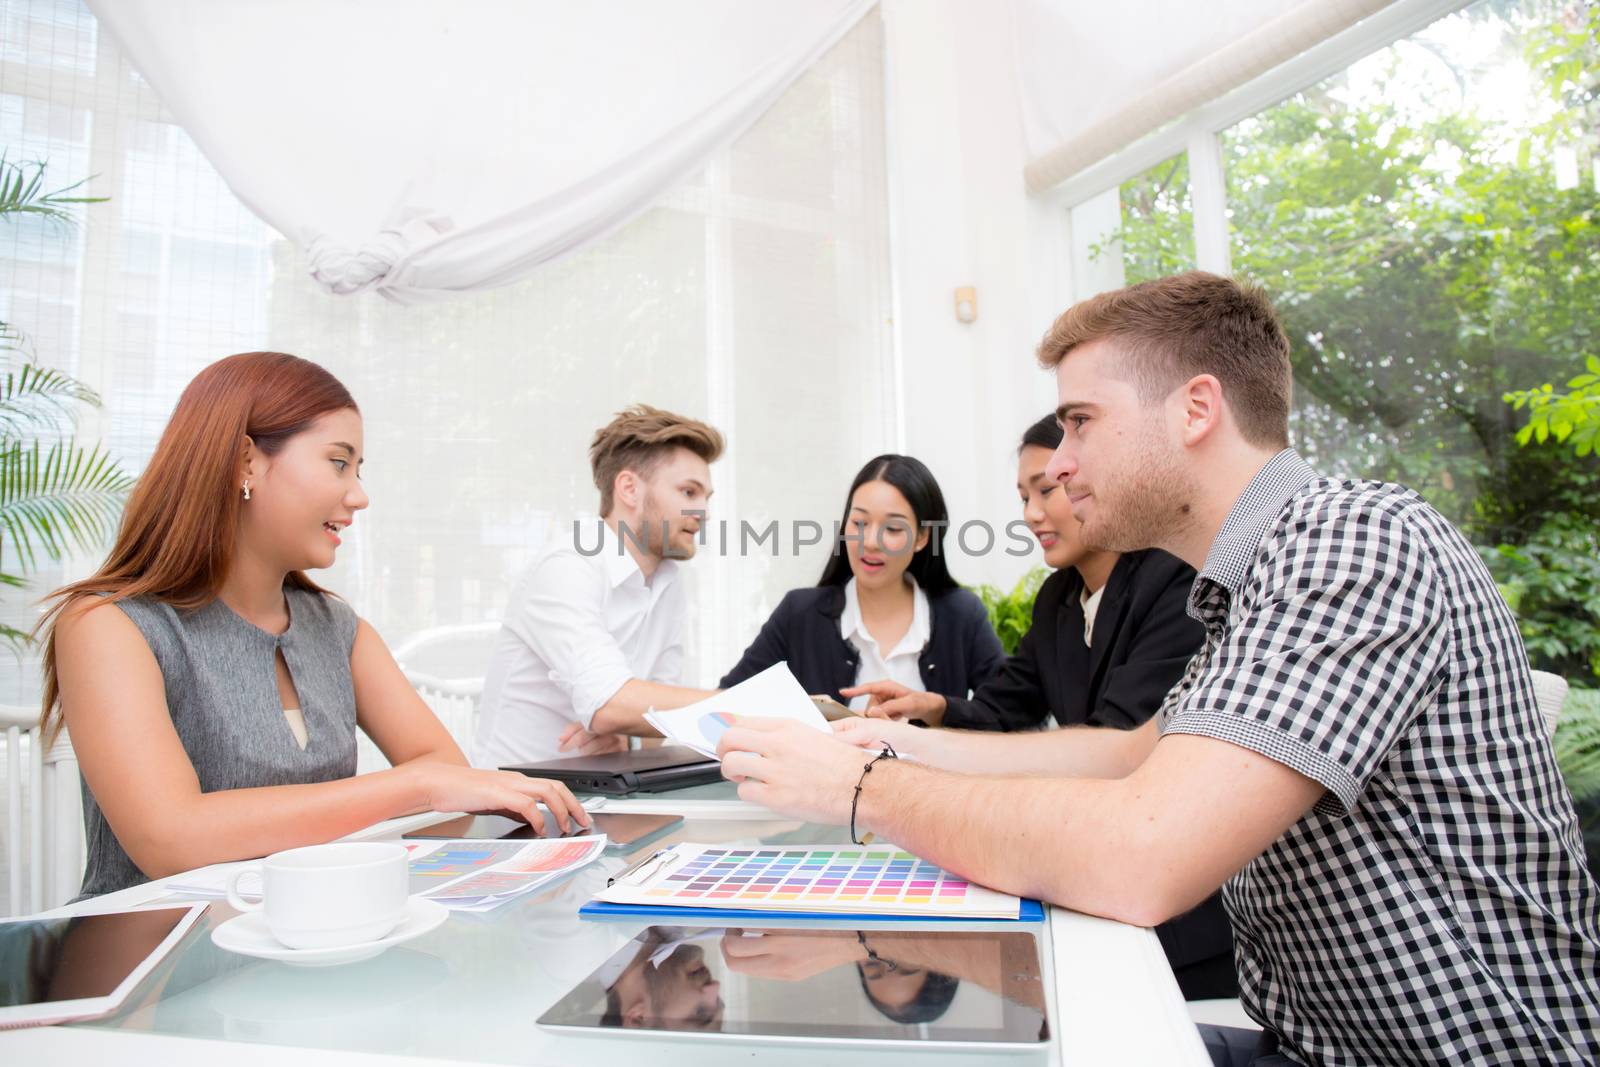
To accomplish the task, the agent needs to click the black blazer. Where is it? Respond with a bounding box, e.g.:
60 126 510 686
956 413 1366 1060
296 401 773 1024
944 550 1238 999
719 584 1006 703
942 549 1203 732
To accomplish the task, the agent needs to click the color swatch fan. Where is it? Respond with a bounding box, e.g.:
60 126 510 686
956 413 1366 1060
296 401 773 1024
593 843 1025 920
644 662 829 759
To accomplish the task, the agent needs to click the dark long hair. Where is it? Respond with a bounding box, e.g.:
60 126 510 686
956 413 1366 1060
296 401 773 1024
817 454 958 594
1020 413 1063 453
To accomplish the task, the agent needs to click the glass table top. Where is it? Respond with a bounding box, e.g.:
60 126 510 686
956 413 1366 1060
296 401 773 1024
74 805 1058 1066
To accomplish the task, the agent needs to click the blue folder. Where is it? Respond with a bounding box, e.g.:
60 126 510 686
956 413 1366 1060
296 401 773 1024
579 897 1046 924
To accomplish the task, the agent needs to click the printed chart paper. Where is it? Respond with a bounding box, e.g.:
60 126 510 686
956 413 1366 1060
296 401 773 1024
167 836 607 913
595 843 1022 919
402 835 607 910
644 662 829 759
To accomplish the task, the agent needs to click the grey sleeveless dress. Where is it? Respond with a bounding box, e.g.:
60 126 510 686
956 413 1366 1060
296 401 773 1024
77 588 360 898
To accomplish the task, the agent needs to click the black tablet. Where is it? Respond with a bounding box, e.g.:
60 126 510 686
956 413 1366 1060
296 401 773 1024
503 745 723 796
538 925 1049 1049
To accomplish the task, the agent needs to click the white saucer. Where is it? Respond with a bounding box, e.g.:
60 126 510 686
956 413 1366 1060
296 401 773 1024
211 897 449 967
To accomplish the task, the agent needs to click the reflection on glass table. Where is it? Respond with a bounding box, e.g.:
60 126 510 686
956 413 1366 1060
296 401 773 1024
541 925 1048 1049
66 817 1062 1065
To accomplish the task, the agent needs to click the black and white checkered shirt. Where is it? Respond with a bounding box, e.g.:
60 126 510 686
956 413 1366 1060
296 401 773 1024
1160 450 1600 1065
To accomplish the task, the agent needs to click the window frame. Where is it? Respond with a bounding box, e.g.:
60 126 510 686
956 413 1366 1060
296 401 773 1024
1040 0 1474 292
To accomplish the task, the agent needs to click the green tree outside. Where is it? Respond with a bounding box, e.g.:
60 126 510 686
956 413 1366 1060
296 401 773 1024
1110 0 1600 684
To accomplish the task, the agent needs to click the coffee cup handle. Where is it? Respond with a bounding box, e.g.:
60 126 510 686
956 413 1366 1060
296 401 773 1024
225 867 263 912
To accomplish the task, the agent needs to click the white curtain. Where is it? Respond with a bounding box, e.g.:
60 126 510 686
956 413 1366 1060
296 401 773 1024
0 0 895 701
1016 0 1394 192
84 0 874 304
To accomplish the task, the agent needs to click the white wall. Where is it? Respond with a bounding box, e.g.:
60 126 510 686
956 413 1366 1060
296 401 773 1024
881 0 1070 591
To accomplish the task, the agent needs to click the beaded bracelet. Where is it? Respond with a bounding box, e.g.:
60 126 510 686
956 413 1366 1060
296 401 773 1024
850 741 898 845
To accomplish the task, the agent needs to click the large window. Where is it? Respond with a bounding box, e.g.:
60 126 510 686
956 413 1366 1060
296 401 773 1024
0 0 894 700
1067 152 1194 300
1066 0 1600 687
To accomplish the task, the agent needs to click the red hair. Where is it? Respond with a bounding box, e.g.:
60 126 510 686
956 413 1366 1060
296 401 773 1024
36 352 358 743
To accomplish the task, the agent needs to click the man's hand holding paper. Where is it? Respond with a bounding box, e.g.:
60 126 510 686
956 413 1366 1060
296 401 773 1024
643 662 830 759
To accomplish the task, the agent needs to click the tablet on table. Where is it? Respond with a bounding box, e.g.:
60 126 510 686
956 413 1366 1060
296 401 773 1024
539 923 1049 1049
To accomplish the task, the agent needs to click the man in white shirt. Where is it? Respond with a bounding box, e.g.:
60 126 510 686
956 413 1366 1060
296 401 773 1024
472 405 724 767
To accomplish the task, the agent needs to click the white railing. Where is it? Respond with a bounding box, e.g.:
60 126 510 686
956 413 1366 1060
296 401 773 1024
1 705 84 916
355 672 486 773
357 621 500 772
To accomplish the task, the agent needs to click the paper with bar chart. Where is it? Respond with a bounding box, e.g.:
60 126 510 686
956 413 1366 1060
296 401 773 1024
404 836 608 911
643 662 830 759
594 843 1022 919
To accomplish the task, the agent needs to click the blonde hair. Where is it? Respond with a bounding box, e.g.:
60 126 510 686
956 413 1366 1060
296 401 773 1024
589 404 724 516
1038 271 1292 448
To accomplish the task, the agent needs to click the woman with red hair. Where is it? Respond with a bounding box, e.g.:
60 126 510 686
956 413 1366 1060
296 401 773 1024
39 352 588 898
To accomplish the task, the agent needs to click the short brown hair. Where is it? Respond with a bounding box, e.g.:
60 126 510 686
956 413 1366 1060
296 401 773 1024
1037 271 1292 448
589 404 725 516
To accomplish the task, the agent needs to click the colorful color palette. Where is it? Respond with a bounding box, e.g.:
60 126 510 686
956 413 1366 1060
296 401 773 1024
597 844 1021 919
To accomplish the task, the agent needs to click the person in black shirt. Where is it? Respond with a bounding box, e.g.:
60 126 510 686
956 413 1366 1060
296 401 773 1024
720 454 1003 708
847 416 1201 736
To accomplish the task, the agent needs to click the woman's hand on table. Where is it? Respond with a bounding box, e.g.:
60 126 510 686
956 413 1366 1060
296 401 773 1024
840 680 947 725
406 763 590 834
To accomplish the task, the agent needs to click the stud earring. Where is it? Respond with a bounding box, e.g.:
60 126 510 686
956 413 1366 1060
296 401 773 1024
242 481 252 501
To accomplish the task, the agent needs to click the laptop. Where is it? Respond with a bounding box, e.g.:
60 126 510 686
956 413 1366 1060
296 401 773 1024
503 745 723 796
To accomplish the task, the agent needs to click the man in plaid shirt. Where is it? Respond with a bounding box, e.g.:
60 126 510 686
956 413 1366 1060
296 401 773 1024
717 272 1600 1065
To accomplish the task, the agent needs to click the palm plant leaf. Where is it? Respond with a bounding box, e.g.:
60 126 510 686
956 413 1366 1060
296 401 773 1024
975 566 1049 655
1554 689 1600 800
0 437 134 575
0 362 101 439
0 154 106 226
0 621 31 653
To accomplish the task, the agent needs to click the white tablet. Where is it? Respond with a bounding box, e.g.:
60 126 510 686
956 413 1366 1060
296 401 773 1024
0 903 207 1029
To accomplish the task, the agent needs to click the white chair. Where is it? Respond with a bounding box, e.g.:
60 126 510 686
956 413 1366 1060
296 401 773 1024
357 672 486 773
391 622 502 678
1530 669 1570 738
356 623 499 772
1 705 84 916
405 670 485 750
1187 996 1260 1031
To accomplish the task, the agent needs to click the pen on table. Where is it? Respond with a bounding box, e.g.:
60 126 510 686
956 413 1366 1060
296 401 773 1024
607 847 681 887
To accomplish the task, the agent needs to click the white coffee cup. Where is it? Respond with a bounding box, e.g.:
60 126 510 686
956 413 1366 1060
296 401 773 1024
226 842 409 950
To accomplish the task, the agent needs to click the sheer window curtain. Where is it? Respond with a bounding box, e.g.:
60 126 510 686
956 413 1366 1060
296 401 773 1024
1016 0 1399 191
0 0 894 706
85 0 877 304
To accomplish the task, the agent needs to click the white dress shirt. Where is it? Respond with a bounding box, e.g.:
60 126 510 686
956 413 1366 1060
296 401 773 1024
472 521 685 767
1081 585 1105 648
839 576 931 712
